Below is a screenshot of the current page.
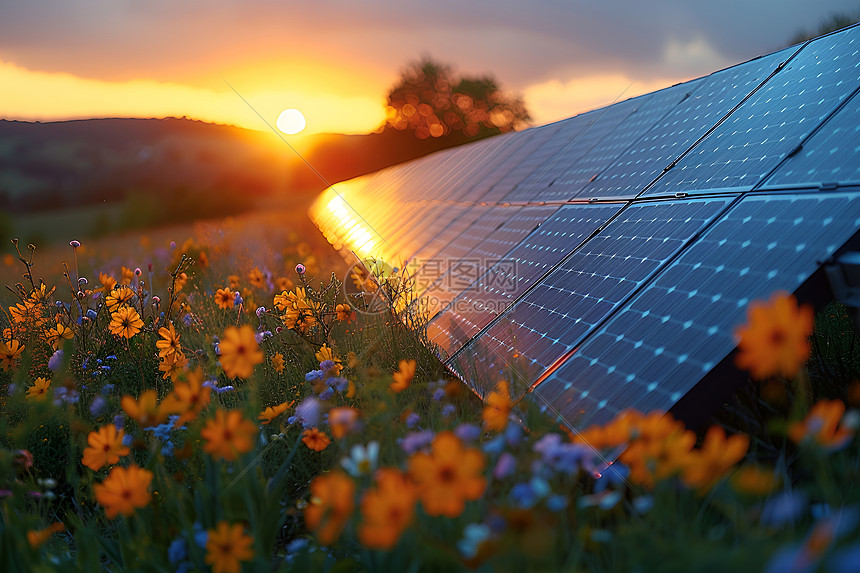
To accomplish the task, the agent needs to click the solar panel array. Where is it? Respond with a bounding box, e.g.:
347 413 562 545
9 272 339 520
310 25 860 429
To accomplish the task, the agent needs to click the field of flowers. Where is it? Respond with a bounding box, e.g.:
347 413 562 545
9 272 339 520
1 215 860 572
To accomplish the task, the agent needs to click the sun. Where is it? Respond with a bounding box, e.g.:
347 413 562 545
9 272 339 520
276 108 307 135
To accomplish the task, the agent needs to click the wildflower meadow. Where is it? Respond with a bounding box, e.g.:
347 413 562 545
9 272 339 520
1 218 859 572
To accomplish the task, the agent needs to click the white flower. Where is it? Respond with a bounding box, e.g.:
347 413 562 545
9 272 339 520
340 441 379 477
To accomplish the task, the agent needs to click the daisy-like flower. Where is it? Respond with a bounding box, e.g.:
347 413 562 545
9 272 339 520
735 292 814 380
0 339 24 371
302 427 331 451
408 432 486 517
270 353 285 374
201 410 257 461
25 377 51 400
305 472 355 545
482 381 513 432
156 321 182 360
390 359 416 393
340 441 380 477
27 283 55 305
205 521 255 573
258 400 295 425
93 464 153 518
228 275 241 290
158 351 187 381
214 287 235 310
82 425 130 471
161 370 211 426
218 325 264 379
44 322 74 351
358 468 417 550
109 306 144 339
788 399 853 451
122 390 169 428
98 272 117 293
248 267 265 289
275 276 293 292
27 522 64 548
681 426 749 493
120 266 134 285
105 285 135 311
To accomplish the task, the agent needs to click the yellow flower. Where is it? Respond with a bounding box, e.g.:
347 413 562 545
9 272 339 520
390 359 416 393
271 352 285 374
219 325 263 379
483 381 512 432
98 272 117 293
1 338 24 371
205 521 255 573
121 390 169 428
93 464 153 519
214 287 235 310
302 427 331 452
158 351 188 381
44 321 74 351
681 426 749 493
201 410 257 461
156 321 182 360
105 285 136 312
27 283 55 305
26 377 51 400
120 266 135 285
27 522 64 548
82 425 130 471
305 472 355 545
248 267 265 289
109 306 144 339
258 400 295 425
735 292 813 380
358 468 417 550
315 344 343 375
408 432 486 517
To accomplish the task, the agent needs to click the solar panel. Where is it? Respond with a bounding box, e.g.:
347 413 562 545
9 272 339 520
642 26 860 197
533 190 860 427
448 197 732 397
418 205 559 314
426 203 623 358
763 89 860 188
580 47 800 199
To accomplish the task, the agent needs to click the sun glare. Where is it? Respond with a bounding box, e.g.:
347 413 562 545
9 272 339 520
276 108 307 135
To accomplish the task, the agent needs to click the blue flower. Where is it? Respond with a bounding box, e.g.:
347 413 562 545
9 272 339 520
405 412 421 428
167 538 187 564
400 431 434 454
454 423 481 442
305 370 324 382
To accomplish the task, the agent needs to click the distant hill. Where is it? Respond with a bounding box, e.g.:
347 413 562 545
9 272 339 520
0 117 496 220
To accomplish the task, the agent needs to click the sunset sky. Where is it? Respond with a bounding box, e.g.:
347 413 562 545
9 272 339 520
2 0 857 135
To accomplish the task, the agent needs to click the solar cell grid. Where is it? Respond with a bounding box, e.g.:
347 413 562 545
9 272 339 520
448 197 732 396
642 26 860 197
533 190 860 427
426 203 623 360
580 47 799 199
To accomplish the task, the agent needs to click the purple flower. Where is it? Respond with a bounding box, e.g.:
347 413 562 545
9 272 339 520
48 349 64 371
432 388 446 401
405 412 421 428
319 360 335 372
761 490 808 527
494 452 516 479
400 431 434 454
455 423 481 442
441 404 456 418
292 397 320 428
89 395 106 416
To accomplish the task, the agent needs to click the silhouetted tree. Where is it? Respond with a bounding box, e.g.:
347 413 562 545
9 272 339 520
384 57 531 139
790 9 860 44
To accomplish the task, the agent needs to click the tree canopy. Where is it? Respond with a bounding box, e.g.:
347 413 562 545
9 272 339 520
383 57 531 140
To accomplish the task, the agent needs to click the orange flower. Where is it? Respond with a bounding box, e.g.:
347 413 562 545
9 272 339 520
82 425 130 471
275 276 294 292
201 410 257 461
270 352 285 374
0 339 24 371
248 267 265 289
358 468 417 549
158 351 188 381
328 407 359 439
98 272 117 293
44 322 74 351
120 266 134 285
121 390 169 428
735 292 813 380
219 325 264 379
259 400 295 425
408 432 486 517
305 472 355 545
618 412 697 487
205 521 255 573
27 522 64 548
228 275 241 290
788 399 853 451
161 370 211 425
214 288 235 310
156 321 182 360
302 427 331 451
681 426 749 493
335 303 355 322
93 464 153 518
483 381 513 432
25 377 51 400
109 305 144 339
105 285 135 311
731 465 779 496
390 359 416 393
575 409 643 450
